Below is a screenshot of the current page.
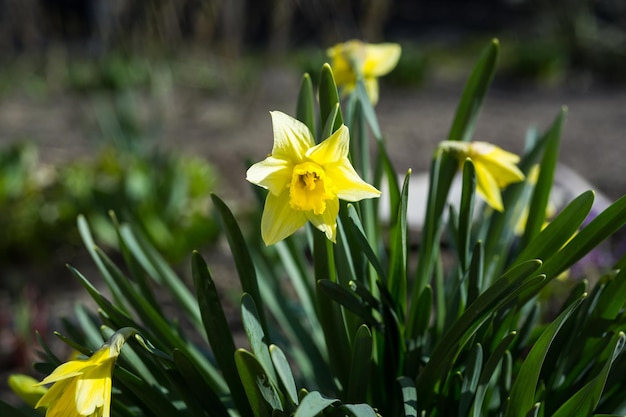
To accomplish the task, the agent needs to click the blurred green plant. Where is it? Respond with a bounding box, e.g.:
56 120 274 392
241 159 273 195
3 39 626 417
0 142 219 264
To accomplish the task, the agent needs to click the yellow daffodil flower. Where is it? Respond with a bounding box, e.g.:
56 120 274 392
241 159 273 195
247 111 381 245
35 328 135 417
327 39 401 104
440 141 525 212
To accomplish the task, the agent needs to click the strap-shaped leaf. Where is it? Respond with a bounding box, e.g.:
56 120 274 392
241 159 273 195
416 260 544 407
512 190 593 268
448 39 499 143
346 325 374 403
270 344 299 406
521 107 566 247
459 344 483 416
296 73 316 137
171 349 229 417
552 332 625 417
242 293 277 384
397 377 419 417
342 403 378 417
212 194 268 335
388 169 411 314
192 251 252 416
319 63 343 138
294 391 339 417
235 349 285 417
504 294 586 417
470 332 516 417
536 194 626 286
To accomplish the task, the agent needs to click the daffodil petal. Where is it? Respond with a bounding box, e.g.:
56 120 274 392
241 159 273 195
270 111 315 162
363 43 401 77
306 125 349 164
246 156 291 195
262 191 307 245
474 162 504 212
364 77 380 105
76 371 110 415
326 162 381 201
479 152 525 187
40 378 77 417
37 360 91 385
306 198 339 243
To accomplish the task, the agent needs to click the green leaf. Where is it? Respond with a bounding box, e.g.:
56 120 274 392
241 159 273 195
521 107 566 247
470 332 516 417
235 349 285 417
119 222 203 331
447 39 499 142
242 293 278 384
192 251 253 417
537 193 626 283
388 169 411 314
212 194 268 335
346 204 387 281
296 73 316 137
294 391 338 417
346 325 374 404
342 403 379 417
416 260 544 407
458 159 476 270
596 266 626 320
552 332 625 417
270 344 299 406
512 190 594 267
113 367 182 417
77 215 127 310
172 349 230 417
319 63 343 137
504 294 586 417
397 377 418 417
459 344 483 417
318 279 374 324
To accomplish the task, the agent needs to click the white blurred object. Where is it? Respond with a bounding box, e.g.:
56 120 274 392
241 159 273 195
379 163 613 232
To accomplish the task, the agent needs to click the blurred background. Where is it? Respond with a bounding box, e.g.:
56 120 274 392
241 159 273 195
1 0 625 405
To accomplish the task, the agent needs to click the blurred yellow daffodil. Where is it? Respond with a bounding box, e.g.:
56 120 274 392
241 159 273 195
440 141 525 212
247 111 381 245
35 328 134 417
8 374 48 408
327 39 401 104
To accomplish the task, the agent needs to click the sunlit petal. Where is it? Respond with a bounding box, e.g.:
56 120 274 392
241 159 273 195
270 111 315 161
364 78 380 105
306 125 350 164
327 162 381 201
262 191 307 245
306 198 339 242
364 43 402 77
246 156 292 195
474 162 504 212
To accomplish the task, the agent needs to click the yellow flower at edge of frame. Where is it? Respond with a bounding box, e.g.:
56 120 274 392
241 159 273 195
440 141 525 212
327 39 401 105
35 330 130 417
246 111 381 245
